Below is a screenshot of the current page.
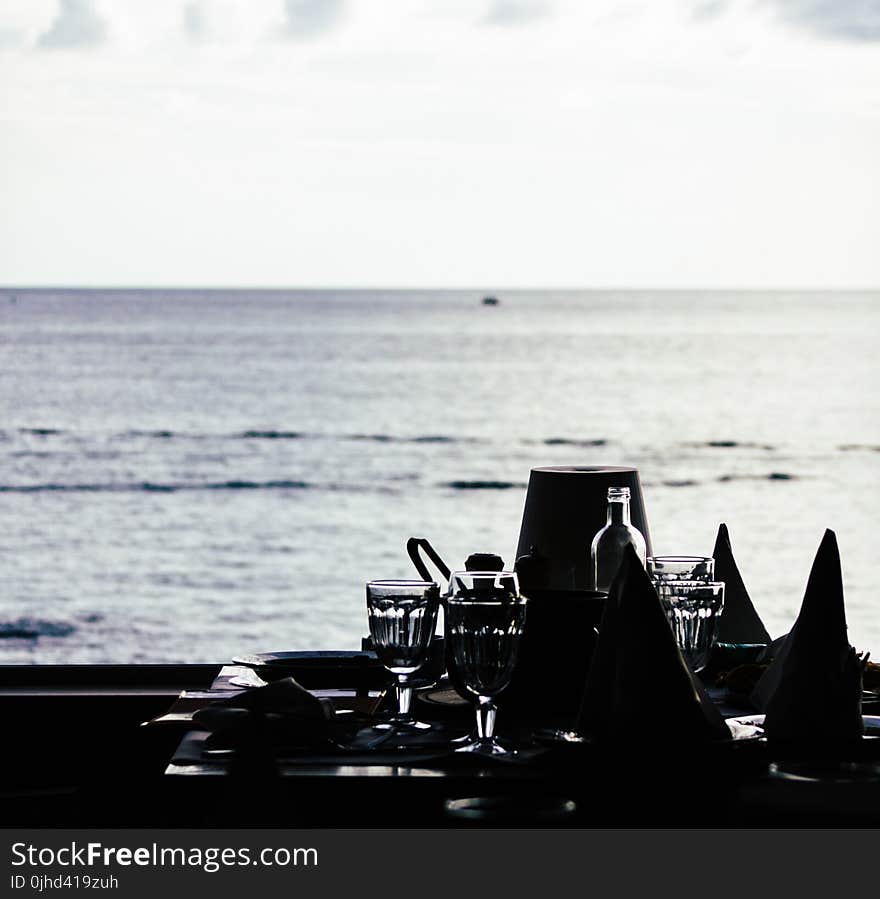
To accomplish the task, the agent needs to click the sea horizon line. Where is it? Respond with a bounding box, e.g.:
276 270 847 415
2 285 878 293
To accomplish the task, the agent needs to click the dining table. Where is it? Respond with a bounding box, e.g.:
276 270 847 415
155 651 880 827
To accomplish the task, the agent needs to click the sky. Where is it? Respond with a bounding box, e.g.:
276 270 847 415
0 0 878 288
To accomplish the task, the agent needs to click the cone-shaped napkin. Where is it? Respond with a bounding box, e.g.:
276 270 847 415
712 523 771 645
576 574 621 740
576 546 730 744
751 529 864 741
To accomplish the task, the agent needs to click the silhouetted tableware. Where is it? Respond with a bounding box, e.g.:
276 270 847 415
414 684 470 720
504 589 607 724
443 796 577 823
728 714 880 740
516 466 653 590
365 579 440 745
232 650 379 669
653 580 725 672
647 556 715 581
446 571 527 756
768 761 880 783
532 715 765 746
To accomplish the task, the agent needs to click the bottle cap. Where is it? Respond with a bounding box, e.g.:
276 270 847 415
465 552 505 571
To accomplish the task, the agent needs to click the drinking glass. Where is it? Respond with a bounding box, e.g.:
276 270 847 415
653 579 725 672
366 579 440 742
446 571 527 756
647 556 715 582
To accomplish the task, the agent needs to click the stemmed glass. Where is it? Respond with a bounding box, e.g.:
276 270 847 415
446 571 527 756
366 579 440 744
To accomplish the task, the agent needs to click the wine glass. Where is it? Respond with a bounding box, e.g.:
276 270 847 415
366 579 440 745
446 571 527 756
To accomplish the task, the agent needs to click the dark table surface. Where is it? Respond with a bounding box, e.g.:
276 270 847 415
158 664 880 826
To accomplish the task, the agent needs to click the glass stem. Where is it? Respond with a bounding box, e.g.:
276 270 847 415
395 674 413 722
475 696 496 743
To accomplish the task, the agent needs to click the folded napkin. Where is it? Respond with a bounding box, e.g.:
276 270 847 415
751 529 864 741
185 677 548 769
192 677 336 760
712 523 771 645
576 545 730 744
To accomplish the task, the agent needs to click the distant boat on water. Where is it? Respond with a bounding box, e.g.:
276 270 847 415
481 295 500 306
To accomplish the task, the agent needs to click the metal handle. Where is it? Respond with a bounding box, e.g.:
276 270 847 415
406 537 451 585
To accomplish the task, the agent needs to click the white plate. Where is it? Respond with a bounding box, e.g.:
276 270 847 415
727 714 880 739
232 650 377 669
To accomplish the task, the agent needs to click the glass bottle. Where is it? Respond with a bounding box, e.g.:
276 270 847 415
591 487 647 592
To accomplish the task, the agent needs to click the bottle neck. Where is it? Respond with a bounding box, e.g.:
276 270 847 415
607 498 631 526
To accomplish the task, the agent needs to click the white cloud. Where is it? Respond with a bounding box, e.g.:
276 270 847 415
691 1 880 42
183 1 207 42
0 28 26 49
484 1 553 26
769 0 880 42
37 0 107 50
1 1 878 287
691 0 730 21
281 0 345 39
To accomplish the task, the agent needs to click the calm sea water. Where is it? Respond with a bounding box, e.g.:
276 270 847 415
1 289 878 663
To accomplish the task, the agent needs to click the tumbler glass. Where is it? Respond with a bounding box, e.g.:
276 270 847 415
653 579 724 672
647 556 715 582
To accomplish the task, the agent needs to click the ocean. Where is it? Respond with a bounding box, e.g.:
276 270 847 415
1 288 878 663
